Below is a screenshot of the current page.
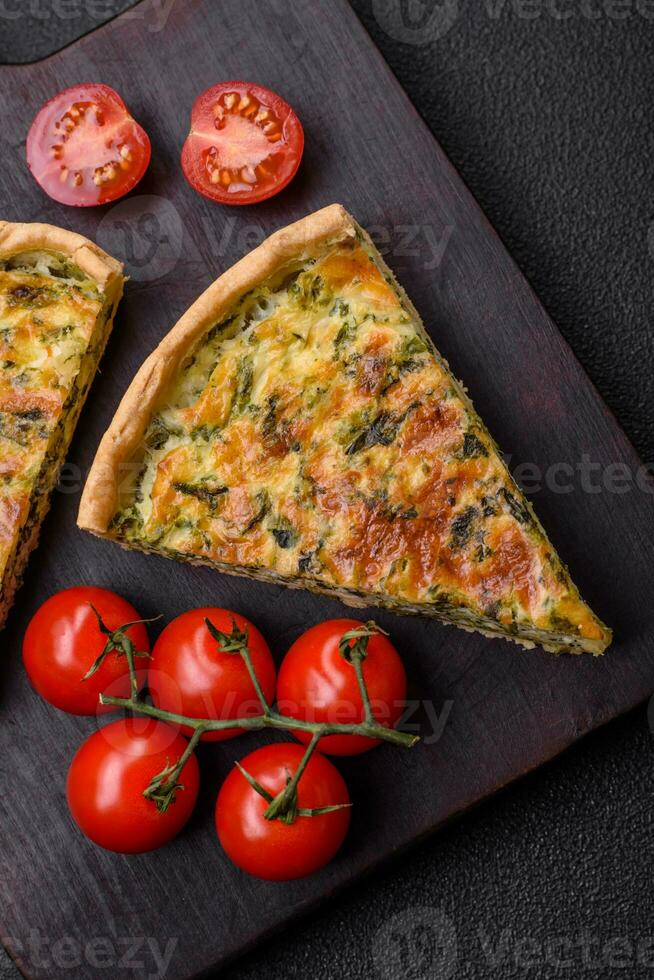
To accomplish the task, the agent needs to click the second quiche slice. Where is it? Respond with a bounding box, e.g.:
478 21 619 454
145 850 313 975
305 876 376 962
79 205 610 655
0 222 124 629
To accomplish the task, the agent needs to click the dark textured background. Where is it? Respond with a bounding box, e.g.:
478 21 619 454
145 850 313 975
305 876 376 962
1 3 652 979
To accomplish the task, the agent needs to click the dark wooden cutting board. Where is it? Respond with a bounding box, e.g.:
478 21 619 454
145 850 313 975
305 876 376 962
1 1 653 977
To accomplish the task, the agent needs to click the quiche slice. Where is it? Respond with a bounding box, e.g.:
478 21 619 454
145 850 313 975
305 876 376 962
0 222 124 629
79 205 610 655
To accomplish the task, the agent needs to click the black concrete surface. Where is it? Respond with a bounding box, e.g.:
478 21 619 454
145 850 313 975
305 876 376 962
0 3 652 979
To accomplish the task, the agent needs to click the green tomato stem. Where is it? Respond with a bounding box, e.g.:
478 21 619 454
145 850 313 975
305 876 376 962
263 731 321 823
143 725 207 813
98 616 418 824
99 692 418 748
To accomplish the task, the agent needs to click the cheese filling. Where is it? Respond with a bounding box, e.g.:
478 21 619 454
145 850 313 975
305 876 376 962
0 252 112 620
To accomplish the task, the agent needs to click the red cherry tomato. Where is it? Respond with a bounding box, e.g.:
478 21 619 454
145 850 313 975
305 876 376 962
149 608 276 742
276 619 407 755
181 81 304 205
216 743 350 880
66 718 200 854
26 83 151 206
22 586 150 716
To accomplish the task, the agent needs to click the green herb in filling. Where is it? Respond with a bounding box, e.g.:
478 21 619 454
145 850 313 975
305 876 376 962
233 356 254 414
449 506 478 550
242 490 270 534
462 432 489 459
173 482 228 512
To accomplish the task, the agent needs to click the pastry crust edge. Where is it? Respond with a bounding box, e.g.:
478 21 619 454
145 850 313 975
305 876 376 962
78 203 356 534
0 220 123 290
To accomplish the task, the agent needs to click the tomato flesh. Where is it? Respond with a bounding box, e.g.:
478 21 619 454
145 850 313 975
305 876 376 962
149 608 276 741
276 619 407 755
67 718 200 853
22 586 149 716
181 81 304 205
216 743 350 880
26 83 151 206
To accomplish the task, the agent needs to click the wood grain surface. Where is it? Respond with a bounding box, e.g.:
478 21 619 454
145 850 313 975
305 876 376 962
1 1 653 977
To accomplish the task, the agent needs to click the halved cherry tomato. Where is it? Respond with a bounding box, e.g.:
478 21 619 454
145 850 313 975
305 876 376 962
181 81 304 205
276 619 407 755
149 608 276 741
67 718 199 853
22 586 150 716
216 743 350 880
26 83 151 206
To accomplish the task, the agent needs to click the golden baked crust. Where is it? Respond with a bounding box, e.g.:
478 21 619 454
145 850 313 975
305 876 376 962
79 205 611 655
0 221 122 290
0 221 124 628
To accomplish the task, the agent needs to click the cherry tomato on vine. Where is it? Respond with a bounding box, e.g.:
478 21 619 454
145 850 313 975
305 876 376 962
67 718 200 853
216 743 350 880
181 81 304 205
26 83 151 206
149 608 276 742
22 586 150 716
276 619 407 756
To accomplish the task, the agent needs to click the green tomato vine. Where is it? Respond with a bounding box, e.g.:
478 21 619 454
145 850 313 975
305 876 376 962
91 613 420 822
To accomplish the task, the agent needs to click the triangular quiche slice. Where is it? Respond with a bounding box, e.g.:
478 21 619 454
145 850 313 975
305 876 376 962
0 222 124 629
79 205 610 654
